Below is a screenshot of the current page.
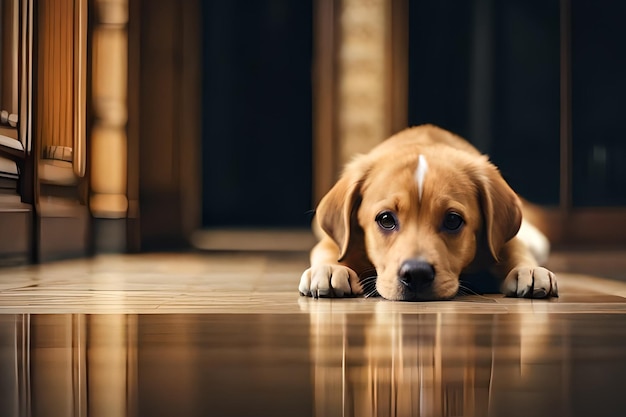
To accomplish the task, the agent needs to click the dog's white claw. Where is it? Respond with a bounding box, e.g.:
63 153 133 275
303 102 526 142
330 267 355 297
298 269 312 296
502 266 558 298
299 265 358 298
311 265 333 297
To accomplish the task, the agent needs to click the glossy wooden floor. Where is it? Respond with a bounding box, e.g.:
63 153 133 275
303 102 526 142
1 251 626 417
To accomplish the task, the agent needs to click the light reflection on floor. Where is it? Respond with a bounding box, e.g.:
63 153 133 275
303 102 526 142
1 311 626 417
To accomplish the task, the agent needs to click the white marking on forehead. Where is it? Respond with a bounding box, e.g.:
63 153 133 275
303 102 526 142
414 154 428 202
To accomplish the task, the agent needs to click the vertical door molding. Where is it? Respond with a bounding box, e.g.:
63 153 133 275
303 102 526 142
312 0 338 205
134 0 202 250
312 0 408 204
89 0 129 252
89 0 129 219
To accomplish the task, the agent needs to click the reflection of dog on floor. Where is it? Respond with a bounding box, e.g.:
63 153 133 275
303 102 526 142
302 300 559 417
299 124 557 301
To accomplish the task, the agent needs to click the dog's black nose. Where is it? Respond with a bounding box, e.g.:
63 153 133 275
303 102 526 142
398 260 435 291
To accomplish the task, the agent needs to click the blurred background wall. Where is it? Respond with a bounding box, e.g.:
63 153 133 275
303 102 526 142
1 0 625 263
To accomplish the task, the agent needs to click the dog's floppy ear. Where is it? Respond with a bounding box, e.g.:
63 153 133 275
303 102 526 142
315 158 369 262
473 158 522 261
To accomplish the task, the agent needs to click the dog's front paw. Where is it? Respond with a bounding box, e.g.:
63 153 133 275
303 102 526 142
299 265 361 298
502 266 558 298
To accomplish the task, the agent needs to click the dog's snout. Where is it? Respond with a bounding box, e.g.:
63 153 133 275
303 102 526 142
399 260 435 291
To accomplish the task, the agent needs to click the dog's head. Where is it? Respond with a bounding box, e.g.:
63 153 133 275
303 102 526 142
316 140 521 301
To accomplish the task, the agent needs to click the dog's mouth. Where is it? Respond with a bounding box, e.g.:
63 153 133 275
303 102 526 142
365 275 447 302
370 260 459 301
384 285 448 302
387 287 458 302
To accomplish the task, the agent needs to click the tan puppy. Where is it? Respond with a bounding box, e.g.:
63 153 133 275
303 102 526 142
299 125 558 301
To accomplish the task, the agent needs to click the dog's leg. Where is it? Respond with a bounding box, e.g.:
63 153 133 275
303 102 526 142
493 237 558 298
299 236 363 298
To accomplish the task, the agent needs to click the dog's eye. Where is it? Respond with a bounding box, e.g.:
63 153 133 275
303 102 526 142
442 212 464 232
376 211 398 231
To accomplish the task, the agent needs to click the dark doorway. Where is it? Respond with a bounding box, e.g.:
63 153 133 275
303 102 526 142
201 0 313 228
571 0 626 207
408 0 561 206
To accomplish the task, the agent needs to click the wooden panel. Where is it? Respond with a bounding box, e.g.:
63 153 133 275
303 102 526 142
386 0 408 135
523 204 626 246
1 0 19 113
36 0 75 151
38 200 89 262
176 0 201 240
312 0 338 204
0 195 31 265
135 0 201 248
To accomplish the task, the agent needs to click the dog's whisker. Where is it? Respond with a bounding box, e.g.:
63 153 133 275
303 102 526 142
456 284 471 296
457 281 479 294
363 281 376 286
364 288 380 298
360 276 377 285
359 275 377 285
358 274 379 298
365 289 379 298
359 271 377 280
456 282 493 301
456 285 478 297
